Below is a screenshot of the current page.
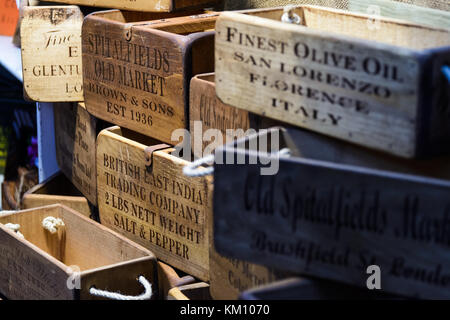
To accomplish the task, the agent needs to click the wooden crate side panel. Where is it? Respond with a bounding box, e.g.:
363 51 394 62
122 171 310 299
213 151 450 299
215 12 423 157
21 6 83 102
0 223 73 299
96 129 211 280
82 18 186 143
54 102 98 205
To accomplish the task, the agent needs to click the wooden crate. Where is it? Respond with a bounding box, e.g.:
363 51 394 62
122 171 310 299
45 0 217 13
215 5 450 158
96 126 212 281
190 73 283 158
239 278 400 300
82 11 217 144
212 126 450 299
0 204 157 300
54 102 104 206
21 6 83 102
22 172 92 218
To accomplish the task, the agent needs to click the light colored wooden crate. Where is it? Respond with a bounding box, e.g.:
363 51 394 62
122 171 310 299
45 0 217 13
82 11 217 144
21 6 83 102
54 102 98 205
0 204 157 300
96 126 212 281
22 172 92 218
215 5 450 158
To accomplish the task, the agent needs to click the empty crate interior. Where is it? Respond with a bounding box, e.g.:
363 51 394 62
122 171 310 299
246 5 450 49
0 206 149 271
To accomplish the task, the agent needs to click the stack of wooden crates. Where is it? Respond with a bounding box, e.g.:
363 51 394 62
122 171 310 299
0 0 449 300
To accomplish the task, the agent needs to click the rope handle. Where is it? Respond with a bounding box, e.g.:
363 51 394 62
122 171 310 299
183 148 291 178
4 223 24 238
89 276 153 300
281 5 301 24
42 216 65 234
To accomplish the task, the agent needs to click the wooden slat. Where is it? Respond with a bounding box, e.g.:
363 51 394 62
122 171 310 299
54 102 98 205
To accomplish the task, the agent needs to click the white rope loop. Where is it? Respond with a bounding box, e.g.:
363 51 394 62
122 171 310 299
281 5 301 24
278 148 291 157
42 216 65 234
89 276 152 300
183 154 215 177
4 223 24 239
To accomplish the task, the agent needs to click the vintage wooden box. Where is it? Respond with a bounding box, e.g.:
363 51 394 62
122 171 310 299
212 126 450 299
21 6 83 102
22 172 93 218
0 204 157 300
82 11 217 144
45 0 217 13
96 126 212 281
54 102 107 206
215 5 450 158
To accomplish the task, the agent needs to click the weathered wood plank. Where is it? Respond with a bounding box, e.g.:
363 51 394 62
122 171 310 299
82 11 216 144
215 6 450 158
21 6 83 102
213 127 450 299
96 126 212 281
54 102 98 205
